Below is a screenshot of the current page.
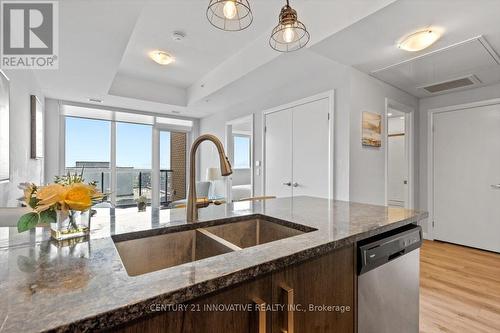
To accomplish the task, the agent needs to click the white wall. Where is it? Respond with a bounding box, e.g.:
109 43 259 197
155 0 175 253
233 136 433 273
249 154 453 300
232 169 251 186
418 82 500 233
388 116 405 134
44 98 62 182
348 69 418 205
198 54 419 205
0 70 44 207
199 51 351 200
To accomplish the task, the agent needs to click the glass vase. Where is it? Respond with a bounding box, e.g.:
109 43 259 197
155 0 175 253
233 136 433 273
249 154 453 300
50 210 91 241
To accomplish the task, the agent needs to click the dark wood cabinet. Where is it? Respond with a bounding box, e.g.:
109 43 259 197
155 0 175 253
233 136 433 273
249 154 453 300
272 245 355 333
114 275 272 333
114 245 355 333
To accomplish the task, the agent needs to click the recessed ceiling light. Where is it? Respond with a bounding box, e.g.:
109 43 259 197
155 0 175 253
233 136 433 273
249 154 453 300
149 50 175 65
397 29 441 52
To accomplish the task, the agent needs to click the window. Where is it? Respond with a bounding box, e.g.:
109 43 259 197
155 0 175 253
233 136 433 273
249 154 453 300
65 117 111 198
116 122 152 206
233 135 251 169
63 104 190 208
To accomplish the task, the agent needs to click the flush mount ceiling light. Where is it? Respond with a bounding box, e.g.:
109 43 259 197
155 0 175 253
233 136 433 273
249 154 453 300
206 0 253 31
397 29 441 52
149 50 175 65
270 0 310 52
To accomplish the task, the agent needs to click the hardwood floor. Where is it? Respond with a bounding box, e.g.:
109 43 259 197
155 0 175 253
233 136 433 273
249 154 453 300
420 240 500 333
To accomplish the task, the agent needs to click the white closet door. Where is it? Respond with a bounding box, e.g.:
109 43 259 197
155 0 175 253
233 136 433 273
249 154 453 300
265 109 293 198
434 104 500 252
292 98 330 198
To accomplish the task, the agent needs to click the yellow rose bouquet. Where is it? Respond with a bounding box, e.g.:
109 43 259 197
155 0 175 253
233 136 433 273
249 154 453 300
18 172 104 240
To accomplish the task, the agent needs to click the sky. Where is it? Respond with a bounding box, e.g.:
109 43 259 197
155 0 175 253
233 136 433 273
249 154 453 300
65 117 250 172
65 117 170 170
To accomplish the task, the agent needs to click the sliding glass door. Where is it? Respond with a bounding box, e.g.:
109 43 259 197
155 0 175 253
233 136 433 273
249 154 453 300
116 122 152 207
159 131 186 207
63 104 192 209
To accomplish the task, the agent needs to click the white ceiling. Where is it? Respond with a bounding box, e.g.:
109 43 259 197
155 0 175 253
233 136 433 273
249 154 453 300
312 0 500 97
33 0 396 118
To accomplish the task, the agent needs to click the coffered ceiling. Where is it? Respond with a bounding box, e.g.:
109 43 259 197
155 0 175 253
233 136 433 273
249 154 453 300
32 0 396 118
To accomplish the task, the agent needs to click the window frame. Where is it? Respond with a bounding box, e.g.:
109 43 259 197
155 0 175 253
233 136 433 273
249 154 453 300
61 103 194 208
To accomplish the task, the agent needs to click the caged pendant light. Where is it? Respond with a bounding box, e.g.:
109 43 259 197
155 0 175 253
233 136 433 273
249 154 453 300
269 0 310 52
206 0 253 31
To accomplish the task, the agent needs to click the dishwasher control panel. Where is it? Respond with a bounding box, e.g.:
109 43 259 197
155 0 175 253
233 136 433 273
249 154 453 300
358 224 422 275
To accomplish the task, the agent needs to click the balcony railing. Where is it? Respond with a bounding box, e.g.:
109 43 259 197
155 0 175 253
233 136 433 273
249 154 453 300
65 167 174 207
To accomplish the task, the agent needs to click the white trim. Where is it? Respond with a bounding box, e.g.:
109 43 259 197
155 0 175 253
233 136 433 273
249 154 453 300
110 120 117 207
426 97 500 240
384 98 415 209
58 100 65 175
151 127 160 209
261 90 335 199
0 70 9 183
225 114 254 201
60 100 195 122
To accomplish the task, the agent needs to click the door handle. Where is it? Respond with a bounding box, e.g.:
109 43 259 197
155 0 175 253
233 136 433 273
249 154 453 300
252 297 267 333
282 182 292 187
280 284 294 333
292 182 299 187
491 184 500 189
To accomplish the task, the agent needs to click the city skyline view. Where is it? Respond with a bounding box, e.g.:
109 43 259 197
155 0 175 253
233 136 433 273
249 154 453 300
65 117 171 170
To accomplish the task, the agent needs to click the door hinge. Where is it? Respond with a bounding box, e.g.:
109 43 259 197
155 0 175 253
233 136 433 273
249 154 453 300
327 113 330 120
264 126 267 133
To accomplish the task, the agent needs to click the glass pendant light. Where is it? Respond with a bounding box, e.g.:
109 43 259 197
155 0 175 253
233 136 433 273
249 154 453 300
207 0 253 31
270 0 310 52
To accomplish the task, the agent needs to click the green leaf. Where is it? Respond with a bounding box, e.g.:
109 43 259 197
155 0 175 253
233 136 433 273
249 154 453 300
39 210 56 224
28 196 39 209
17 212 39 233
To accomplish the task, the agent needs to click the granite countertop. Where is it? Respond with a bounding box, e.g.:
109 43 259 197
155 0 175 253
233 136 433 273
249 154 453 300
0 196 427 333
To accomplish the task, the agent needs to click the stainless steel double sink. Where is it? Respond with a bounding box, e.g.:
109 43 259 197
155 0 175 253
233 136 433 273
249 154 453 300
112 217 314 276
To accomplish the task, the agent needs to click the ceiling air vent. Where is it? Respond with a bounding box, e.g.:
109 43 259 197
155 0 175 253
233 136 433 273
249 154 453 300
419 75 481 94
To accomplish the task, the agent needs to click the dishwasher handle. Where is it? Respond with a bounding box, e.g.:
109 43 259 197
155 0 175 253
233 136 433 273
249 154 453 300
358 225 422 275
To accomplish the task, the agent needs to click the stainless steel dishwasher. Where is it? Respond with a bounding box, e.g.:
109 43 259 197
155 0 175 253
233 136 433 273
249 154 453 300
357 224 423 333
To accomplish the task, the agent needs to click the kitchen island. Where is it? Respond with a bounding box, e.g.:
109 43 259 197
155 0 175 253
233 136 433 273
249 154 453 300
0 196 427 332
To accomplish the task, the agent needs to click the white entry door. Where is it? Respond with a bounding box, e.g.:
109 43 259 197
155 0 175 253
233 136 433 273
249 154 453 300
433 103 500 252
265 97 331 199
